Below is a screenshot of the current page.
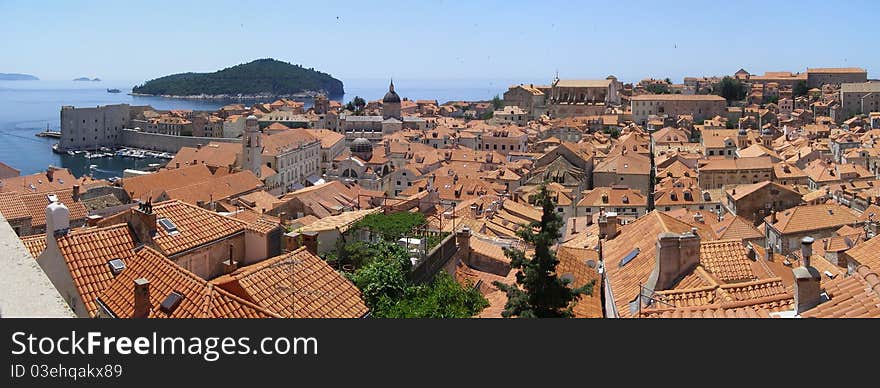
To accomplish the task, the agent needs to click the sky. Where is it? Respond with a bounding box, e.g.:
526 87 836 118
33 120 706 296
1 0 878 85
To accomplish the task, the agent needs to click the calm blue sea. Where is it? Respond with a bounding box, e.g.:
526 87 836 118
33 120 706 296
0 78 528 178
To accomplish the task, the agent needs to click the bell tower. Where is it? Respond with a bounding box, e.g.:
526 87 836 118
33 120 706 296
242 115 262 177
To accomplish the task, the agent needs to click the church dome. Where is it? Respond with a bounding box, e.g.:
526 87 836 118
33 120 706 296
351 137 373 153
383 80 401 104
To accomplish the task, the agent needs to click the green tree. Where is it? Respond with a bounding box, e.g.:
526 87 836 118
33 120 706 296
379 273 489 318
492 184 593 318
491 95 504 110
664 77 672 84
349 256 410 309
793 81 809 97
354 212 426 241
348 242 488 318
766 95 779 105
646 83 671 94
354 96 366 110
715 76 746 103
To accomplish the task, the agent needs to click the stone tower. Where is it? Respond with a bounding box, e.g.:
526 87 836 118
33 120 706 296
242 115 262 178
314 93 330 115
382 79 401 120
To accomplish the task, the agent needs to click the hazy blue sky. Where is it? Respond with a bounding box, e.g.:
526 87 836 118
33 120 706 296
1 0 877 84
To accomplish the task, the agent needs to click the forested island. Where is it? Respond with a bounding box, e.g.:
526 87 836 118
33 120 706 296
0 73 39 80
131 58 344 99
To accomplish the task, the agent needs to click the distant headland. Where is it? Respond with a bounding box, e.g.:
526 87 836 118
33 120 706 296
73 77 101 82
0 73 39 81
131 58 344 100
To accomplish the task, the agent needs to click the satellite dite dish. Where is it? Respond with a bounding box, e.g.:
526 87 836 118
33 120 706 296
560 273 575 283
586 260 597 269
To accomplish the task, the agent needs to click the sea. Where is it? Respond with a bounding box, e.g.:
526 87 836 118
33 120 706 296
0 78 530 179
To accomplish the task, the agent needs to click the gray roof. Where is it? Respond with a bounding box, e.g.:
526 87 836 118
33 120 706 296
841 82 880 94
344 115 384 122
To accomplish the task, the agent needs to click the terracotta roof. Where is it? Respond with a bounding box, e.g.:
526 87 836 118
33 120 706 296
296 208 381 233
229 208 281 234
767 204 859 235
713 216 763 241
211 247 368 318
0 192 31 221
279 181 372 218
167 142 240 169
19 234 46 258
234 190 282 214
164 171 263 205
122 164 215 202
18 189 88 229
97 246 278 318
727 181 799 201
801 265 880 318
843 234 880 270
0 167 78 194
51 224 139 316
307 128 345 149
603 211 700 317
594 153 651 175
699 156 773 171
151 200 248 256
556 246 602 318
577 186 647 208
699 239 756 283
262 129 319 157
631 94 725 101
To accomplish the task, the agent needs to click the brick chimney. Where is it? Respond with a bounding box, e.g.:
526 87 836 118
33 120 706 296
129 202 157 244
133 278 151 318
456 227 472 261
794 237 821 314
598 209 618 239
72 185 80 201
645 230 701 292
46 166 56 182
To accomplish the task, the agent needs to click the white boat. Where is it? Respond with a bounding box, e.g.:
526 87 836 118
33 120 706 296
89 164 98 170
66 150 75 156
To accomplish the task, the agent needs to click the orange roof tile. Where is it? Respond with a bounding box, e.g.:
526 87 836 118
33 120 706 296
801 265 880 318
51 224 139 316
122 164 215 202
699 239 756 283
211 247 368 318
151 200 247 256
164 170 263 205
97 246 279 318
19 234 46 258
767 204 859 235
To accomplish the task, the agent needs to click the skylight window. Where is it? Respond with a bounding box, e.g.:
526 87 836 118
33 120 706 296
108 258 126 275
158 218 179 235
619 248 640 268
159 291 184 314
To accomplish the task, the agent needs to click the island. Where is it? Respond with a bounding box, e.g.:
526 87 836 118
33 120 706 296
0 73 39 80
73 77 101 81
131 58 344 99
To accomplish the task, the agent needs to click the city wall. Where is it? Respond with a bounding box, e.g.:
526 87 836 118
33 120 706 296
120 129 239 153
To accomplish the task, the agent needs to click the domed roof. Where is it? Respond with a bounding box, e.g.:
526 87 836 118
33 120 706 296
351 137 373 153
383 80 401 103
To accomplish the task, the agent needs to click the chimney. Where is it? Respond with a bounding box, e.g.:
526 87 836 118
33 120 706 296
222 245 239 274
129 203 157 244
746 244 756 261
44 201 71 254
800 236 814 267
769 210 777 224
794 253 822 314
570 219 578 235
456 227 472 262
765 244 774 261
72 185 80 201
598 209 618 239
645 230 701 293
87 214 103 227
46 166 56 182
133 278 151 318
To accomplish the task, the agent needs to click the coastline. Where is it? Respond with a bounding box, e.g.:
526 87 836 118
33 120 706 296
129 90 331 101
